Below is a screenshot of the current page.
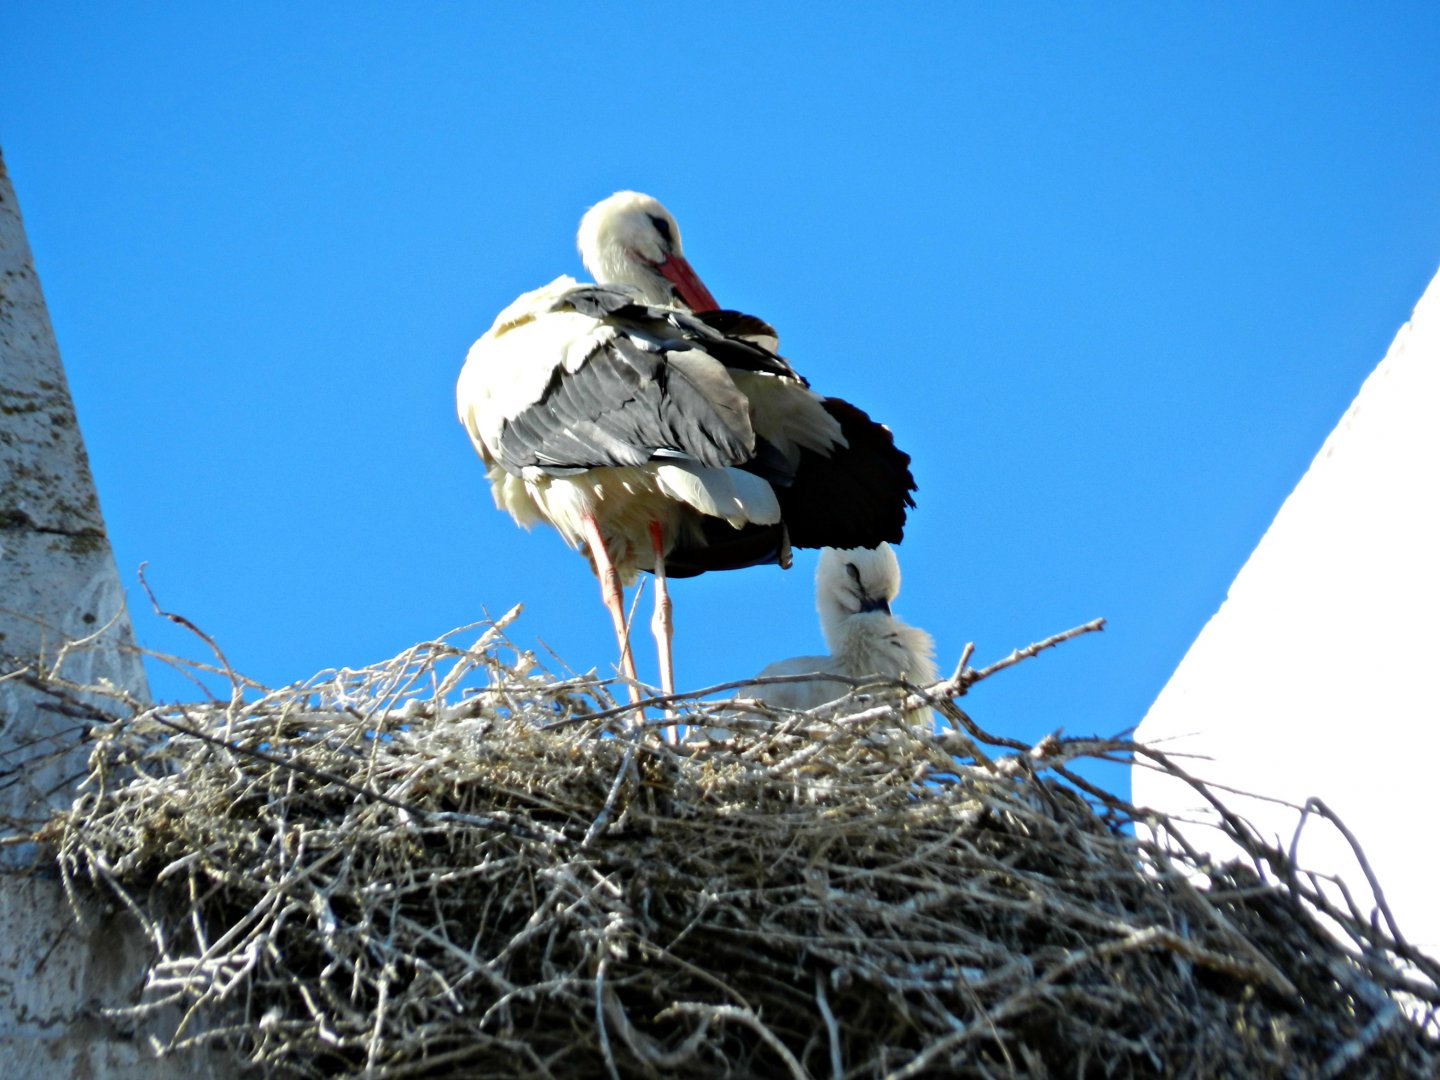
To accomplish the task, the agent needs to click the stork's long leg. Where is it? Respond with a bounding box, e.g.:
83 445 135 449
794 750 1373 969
647 521 678 745
580 513 642 711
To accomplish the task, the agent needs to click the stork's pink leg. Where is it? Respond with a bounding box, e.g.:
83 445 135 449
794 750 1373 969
580 513 642 710
647 521 678 744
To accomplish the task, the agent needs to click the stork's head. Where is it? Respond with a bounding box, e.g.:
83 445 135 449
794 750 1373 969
577 191 719 311
815 544 902 648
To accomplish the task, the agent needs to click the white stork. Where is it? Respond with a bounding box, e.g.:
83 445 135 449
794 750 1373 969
457 193 916 732
704 543 938 739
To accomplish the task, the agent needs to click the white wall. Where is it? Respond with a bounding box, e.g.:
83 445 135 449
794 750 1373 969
1134 267 1440 956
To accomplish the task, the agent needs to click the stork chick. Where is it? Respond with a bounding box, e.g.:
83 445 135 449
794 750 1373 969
741 543 938 728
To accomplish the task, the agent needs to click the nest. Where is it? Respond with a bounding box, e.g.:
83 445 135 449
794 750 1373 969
19 610 1440 1078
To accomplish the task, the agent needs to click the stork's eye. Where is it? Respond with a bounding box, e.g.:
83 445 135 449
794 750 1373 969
845 563 863 587
648 214 675 246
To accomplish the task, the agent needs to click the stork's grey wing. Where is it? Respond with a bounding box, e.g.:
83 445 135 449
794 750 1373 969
493 320 758 477
561 289 801 382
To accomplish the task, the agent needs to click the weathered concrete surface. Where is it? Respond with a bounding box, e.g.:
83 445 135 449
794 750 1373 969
1 149 148 777
1135 266 1440 959
1 148 236 1077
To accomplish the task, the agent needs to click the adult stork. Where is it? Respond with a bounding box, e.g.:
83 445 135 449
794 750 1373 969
457 192 916 732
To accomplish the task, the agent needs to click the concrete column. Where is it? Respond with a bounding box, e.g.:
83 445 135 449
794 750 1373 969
1 148 233 1077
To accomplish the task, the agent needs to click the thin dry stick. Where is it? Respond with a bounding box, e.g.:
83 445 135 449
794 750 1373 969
815 970 843 1080
137 562 255 705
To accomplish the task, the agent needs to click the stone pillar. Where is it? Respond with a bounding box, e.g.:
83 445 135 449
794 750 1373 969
0 155 149 829
1 148 232 1077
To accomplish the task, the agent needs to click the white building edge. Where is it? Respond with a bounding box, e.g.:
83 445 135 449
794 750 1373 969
1134 267 1440 960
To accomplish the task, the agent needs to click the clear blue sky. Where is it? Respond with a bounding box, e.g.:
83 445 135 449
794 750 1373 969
4 4 1438 795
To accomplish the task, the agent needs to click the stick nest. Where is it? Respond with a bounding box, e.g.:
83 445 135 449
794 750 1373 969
27 613 1440 1078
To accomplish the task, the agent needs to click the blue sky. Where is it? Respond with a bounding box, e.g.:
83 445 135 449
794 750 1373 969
4 4 1438 794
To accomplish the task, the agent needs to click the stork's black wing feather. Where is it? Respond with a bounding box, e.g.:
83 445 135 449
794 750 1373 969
693 309 779 343
678 324 804 383
560 288 799 379
658 396 919 571
770 398 917 549
616 310 800 383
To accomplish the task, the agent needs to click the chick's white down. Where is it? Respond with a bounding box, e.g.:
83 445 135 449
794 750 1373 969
743 543 938 723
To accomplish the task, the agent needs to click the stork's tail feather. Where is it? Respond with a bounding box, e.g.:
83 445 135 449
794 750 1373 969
776 398 916 550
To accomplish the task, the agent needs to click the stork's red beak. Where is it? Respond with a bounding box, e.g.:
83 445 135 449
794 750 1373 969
657 254 720 312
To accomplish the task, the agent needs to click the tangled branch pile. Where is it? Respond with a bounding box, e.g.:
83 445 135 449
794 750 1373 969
27 613 1440 1078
